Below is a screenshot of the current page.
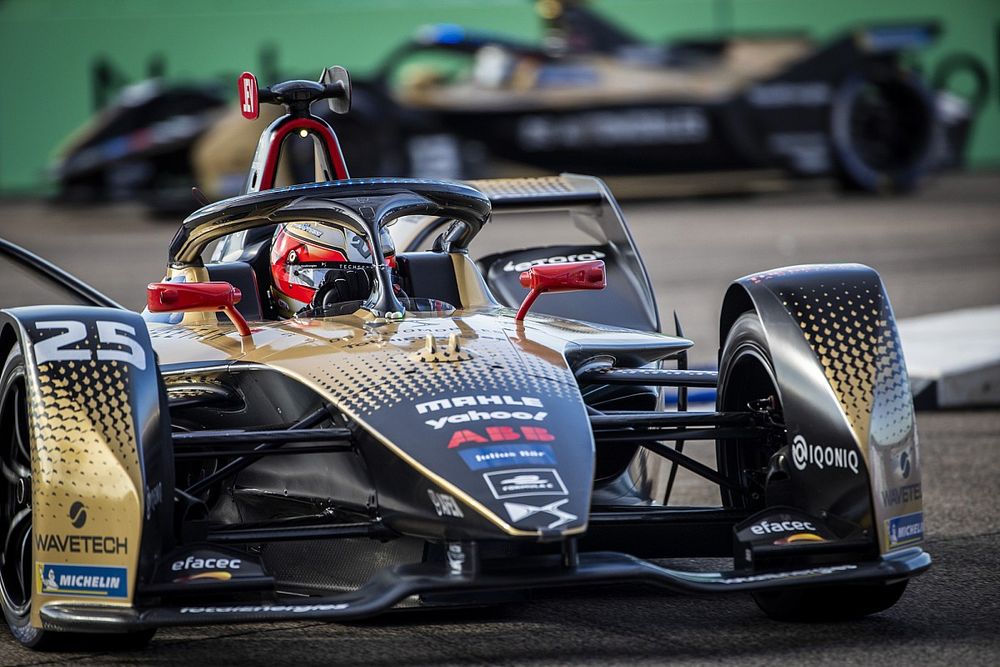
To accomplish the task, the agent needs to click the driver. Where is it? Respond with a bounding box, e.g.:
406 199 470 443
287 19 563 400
269 221 398 318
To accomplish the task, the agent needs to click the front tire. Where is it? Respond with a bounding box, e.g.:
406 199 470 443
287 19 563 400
0 347 155 650
717 312 909 621
753 581 908 621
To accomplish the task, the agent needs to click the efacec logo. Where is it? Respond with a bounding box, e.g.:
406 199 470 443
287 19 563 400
171 555 242 583
791 435 859 474
749 519 817 536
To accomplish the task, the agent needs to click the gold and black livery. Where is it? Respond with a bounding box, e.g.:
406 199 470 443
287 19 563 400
0 68 929 651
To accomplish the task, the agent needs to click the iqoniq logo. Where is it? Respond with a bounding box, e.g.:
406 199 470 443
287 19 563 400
791 435 859 474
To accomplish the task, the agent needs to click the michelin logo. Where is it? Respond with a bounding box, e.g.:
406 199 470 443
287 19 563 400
38 563 128 598
886 512 924 550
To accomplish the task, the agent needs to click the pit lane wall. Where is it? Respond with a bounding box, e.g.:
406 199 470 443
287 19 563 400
0 0 997 194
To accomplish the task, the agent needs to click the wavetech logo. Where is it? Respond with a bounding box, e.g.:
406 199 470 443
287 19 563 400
68 501 87 529
900 450 912 479
791 435 859 474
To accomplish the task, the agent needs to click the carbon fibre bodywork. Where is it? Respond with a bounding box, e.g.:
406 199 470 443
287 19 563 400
1 175 927 636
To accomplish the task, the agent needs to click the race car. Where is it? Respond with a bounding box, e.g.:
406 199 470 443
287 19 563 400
51 1 982 212
1 67 927 650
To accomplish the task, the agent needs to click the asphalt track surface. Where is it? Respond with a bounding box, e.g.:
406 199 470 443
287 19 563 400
0 174 998 664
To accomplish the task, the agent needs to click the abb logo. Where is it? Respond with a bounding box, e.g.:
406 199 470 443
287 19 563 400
239 72 259 120
448 426 554 449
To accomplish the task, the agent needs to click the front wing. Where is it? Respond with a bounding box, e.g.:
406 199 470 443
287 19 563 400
39 548 929 631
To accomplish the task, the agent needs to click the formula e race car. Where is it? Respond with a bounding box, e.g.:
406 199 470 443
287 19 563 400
1 67 927 650
51 2 983 213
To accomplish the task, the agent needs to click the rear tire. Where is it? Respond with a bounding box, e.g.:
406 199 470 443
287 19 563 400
830 71 936 194
717 312 909 621
0 347 155 651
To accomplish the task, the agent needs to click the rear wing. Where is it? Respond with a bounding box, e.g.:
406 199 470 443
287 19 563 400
390 174 661 331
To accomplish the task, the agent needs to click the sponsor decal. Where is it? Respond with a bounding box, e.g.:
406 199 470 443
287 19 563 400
766 132 829 174
38 563 128 598
425 408 547 430
416 395 542 415
773 533 827 546
504 499 577 529
448 425 554 449
446 543 467 576
145 482 163 521
180 604 348 614
748 82 831 108
68 501 88 528
171 555 242 583
720 564 857 585
791 435 859 474
461 445 557 471
899 449 912 479
427 490 464 518
881 482 921 507
484 468 567 499
35 533 128 555
502 250 606 273
749 518 818 536
33 319 146 370
886 512 924 550
518 108 709 151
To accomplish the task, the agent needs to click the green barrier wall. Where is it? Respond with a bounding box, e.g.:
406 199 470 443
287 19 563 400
0 0 996 193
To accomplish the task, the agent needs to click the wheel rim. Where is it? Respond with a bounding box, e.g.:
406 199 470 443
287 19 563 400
0 366 32 617
718 343 783 509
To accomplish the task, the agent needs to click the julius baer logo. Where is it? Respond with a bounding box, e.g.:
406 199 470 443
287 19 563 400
37 502 128 599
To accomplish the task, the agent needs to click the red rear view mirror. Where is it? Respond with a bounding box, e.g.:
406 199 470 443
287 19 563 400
515 260 606 321
147 282 251 336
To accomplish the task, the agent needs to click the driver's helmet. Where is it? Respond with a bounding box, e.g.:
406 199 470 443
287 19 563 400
269 221 396 318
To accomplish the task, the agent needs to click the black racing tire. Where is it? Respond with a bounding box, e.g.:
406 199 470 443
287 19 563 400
830 71 936 194
717 313 910 621
716 311 780 510
752 580 908 622
0 347 156 651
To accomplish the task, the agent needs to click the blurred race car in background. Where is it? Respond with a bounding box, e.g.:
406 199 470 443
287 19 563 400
51 1 982 212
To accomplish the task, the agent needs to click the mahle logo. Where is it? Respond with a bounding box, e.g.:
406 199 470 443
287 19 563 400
68 501 87 529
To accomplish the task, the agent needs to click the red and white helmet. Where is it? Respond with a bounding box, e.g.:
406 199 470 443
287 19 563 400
269 221 396 318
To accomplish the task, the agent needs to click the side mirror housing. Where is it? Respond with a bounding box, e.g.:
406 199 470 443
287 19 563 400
515 260 607 321
147 281 251 336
